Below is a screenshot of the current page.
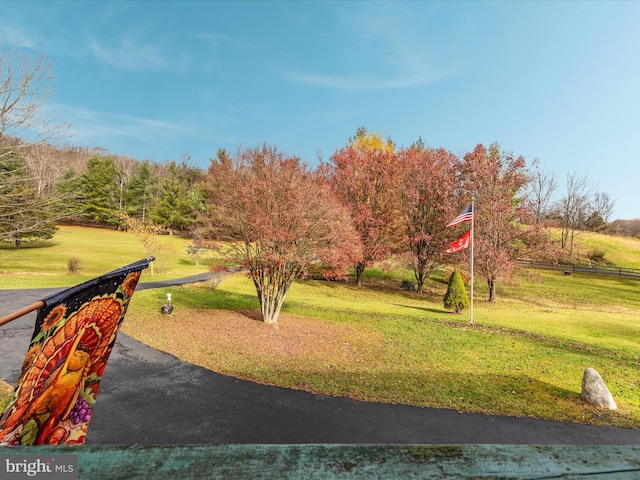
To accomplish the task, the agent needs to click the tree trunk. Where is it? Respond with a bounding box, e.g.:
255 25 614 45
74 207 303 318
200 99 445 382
414 264 425 294
260 290 286 324
569 228 575 256
355 262 366 287
252 265 297 324
561 220 569 249
487 278 496 302
413 239 429 294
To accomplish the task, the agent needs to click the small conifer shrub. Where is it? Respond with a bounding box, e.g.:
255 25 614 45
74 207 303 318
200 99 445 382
443 270 469 314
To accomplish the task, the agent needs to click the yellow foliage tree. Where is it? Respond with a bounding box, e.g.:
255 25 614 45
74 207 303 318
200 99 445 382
349 126 395 153
114 212 164 276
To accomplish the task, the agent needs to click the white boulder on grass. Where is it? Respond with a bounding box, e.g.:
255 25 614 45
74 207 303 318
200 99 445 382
581 368 617 410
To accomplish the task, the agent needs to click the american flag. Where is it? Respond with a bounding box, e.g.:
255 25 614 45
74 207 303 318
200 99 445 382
446 204 473 228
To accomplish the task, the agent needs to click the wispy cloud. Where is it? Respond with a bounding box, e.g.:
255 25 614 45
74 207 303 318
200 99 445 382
288 69 448 92
51 104 189 151
1 22 173 73
0 25 39 49
88 35 170 71
287 3 454 91
195 33 228 48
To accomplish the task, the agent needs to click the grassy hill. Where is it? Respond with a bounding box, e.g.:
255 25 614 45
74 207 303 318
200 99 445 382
1 226 639 429
570 230 640 268
0 225 216 289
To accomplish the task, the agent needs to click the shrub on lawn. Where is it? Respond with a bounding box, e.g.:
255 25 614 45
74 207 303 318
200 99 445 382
67 256 83 274
400 279 415 291
208 265 229 290
443 270 469 314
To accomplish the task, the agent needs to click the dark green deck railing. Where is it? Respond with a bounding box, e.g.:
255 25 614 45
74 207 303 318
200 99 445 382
6 444 640 479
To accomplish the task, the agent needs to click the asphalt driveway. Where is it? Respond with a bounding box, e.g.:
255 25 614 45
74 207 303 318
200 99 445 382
1 276 639 445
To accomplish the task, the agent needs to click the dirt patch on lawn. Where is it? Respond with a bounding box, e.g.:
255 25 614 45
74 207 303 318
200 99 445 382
122 308 383 376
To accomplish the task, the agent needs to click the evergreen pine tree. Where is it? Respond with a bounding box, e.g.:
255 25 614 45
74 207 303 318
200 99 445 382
125 161 157 220
443 270 470 314
79 156 119 225
0 151 57 246
150 161 203 234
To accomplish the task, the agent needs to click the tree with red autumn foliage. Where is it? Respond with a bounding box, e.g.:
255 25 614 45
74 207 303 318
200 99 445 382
199 145 361 324
460 143 549 302
397 144 461 293
326 128 401 286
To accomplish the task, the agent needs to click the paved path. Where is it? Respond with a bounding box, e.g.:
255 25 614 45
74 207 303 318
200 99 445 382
1 275 639 445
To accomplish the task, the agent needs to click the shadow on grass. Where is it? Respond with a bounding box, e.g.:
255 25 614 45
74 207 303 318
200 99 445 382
393 303 450 316
177 287 260 313
303 278 444 304
420 316 640 365
225 367 637 428
0 241 58 250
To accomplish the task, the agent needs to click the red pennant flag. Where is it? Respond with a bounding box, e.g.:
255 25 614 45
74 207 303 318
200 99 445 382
0 258 151 445
445 230 471 253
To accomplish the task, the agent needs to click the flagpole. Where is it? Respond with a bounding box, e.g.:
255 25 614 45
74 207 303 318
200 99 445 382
470 198 474 325
0 300 44 327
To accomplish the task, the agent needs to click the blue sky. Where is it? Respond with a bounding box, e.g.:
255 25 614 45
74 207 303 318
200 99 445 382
1 1 638 219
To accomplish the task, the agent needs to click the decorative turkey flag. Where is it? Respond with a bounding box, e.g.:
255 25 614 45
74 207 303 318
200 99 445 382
0 257 151 445
445 230 471 253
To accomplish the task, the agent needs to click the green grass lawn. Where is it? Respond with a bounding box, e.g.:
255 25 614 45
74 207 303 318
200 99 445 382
0 225 216 288
579 231 640 268
1 226 639 429
552 228 640 268
124 267 640 429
